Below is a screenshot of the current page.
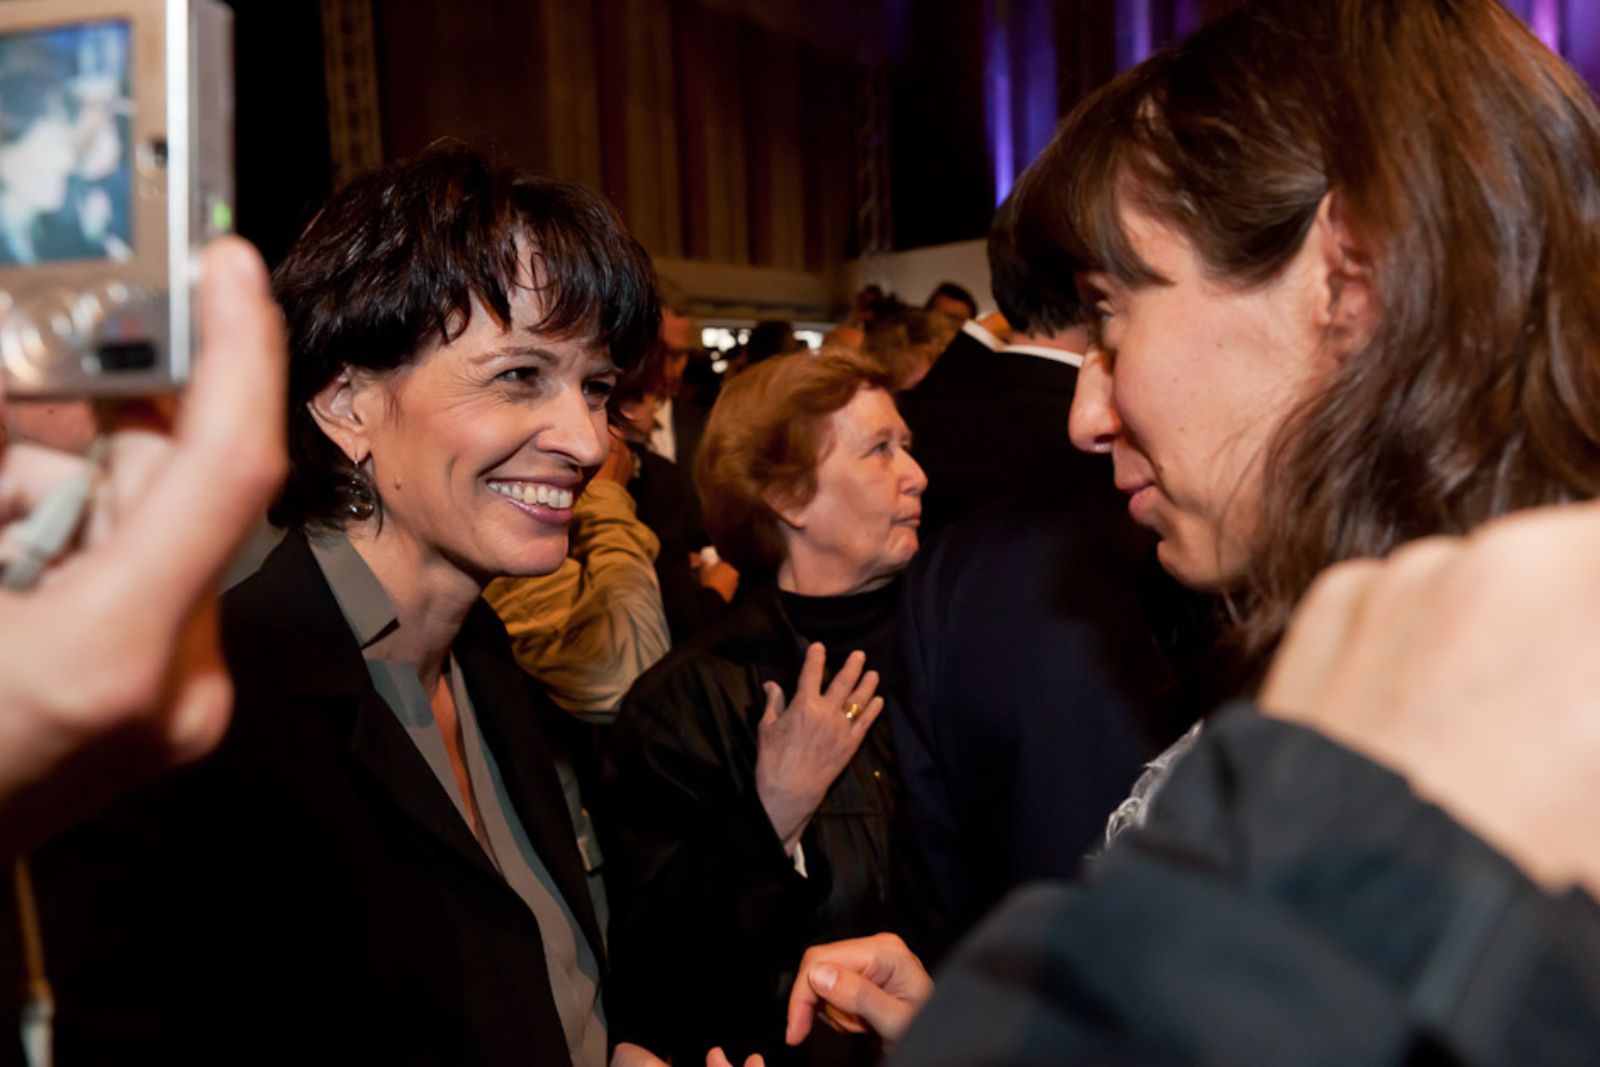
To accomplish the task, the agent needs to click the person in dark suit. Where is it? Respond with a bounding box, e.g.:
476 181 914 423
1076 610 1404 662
891 193 1223 966
893 498 1221 965
896 200 1106 538
21 147 659 1066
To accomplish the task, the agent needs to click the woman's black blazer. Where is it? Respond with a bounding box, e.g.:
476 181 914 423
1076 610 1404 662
20 532 604 1066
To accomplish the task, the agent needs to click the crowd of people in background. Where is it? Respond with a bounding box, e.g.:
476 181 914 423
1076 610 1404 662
9 1 1600 1065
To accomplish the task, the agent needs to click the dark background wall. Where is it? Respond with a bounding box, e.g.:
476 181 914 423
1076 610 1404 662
222 0 1140 279
226 0 333 269
226 0 869 283
227 0 1585 311
888 2 992 250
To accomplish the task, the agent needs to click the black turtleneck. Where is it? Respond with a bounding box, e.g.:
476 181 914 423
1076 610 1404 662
777 578 902 688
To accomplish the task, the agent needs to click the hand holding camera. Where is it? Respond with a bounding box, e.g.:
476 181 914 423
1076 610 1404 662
0 236 285 858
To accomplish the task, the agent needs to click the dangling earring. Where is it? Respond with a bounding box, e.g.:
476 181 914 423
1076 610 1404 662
343 465 376 521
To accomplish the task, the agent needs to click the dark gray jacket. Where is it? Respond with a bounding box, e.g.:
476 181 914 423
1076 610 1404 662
896 705 1600 1066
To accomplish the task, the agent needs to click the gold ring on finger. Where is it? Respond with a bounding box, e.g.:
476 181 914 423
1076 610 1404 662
842 701 864 723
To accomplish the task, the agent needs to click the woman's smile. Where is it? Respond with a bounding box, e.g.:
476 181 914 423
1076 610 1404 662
487 479 580 513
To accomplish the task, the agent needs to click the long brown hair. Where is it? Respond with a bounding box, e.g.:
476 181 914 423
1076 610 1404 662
1018 0 1600 659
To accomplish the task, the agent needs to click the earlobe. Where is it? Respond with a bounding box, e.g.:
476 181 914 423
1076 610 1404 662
308 368 374 466
765 488 808 532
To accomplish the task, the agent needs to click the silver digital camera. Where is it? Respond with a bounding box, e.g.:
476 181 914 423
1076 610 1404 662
0 0 232 397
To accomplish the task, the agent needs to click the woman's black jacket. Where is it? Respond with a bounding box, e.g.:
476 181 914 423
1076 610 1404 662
602 583 896 1066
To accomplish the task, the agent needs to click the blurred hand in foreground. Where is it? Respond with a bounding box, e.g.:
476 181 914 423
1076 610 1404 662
0 237 287 858
1261 503 1600 899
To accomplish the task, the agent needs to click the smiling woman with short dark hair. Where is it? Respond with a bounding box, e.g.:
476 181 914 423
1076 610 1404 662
27 145 659 1066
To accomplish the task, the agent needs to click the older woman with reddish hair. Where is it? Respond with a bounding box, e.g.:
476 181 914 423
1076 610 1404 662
604 351 926 1067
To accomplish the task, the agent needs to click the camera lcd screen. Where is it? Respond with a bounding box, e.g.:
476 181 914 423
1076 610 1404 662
0 20 133 267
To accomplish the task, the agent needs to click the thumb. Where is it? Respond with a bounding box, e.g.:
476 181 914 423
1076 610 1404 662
761 681 784 726
808 962 915 1041
107 237 286 612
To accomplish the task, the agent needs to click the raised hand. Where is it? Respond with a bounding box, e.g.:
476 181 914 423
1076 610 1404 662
755 643 883 854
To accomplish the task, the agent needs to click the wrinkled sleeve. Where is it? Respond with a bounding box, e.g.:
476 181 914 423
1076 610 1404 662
892 704 1600 1066
486 478 670 721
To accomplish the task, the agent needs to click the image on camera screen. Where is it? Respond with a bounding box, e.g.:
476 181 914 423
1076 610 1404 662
0 21 133 267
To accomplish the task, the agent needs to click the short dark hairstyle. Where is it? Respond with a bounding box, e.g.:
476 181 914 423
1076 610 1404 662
697 351 893 575
987 191 1087 334
269 144 660 530
924 281 977 318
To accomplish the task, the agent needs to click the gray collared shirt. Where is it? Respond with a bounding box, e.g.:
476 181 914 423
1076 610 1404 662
309 531 606 1066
